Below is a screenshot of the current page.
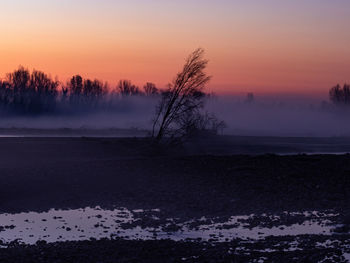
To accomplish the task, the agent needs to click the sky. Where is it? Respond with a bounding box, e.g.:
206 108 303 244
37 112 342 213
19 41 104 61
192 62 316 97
0 0 349 96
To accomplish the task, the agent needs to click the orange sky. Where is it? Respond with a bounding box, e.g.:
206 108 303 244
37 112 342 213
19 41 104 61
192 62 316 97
0 0 349 95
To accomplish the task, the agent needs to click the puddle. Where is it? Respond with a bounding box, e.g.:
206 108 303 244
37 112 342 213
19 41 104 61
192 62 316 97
177 217 334 241
0 207 340 245
343 253 350 261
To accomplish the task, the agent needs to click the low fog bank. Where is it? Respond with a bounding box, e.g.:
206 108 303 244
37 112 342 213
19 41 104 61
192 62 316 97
207 95 350 137
1 95 350 138
0 96 157 132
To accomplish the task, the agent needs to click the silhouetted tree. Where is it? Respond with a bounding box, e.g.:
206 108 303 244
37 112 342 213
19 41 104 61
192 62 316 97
83 79 106 104
152 48 223 142
68 75 83 105
329 84 350 106
29 70 58 112
117 80 141 96
143 82 158 96
189 112 226 136
0 80 12 111
69 75 83 96
7 67 30 110
1 67 59 113
61 87 69 102
245 93 255 104
64 75 108 110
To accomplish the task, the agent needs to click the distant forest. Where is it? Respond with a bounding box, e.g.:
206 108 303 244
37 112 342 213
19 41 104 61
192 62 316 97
0 67 162 115
0 67 349 116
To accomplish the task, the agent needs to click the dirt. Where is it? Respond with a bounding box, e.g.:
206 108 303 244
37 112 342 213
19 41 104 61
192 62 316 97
0 137 350 262
0 237 349 263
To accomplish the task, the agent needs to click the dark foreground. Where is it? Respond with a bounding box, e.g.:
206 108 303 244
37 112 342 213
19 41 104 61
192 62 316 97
1 137 350 216
2 237 350 263
0 137 350 262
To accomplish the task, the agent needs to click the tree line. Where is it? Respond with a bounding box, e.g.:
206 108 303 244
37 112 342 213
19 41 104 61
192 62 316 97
0 67 162 115
0 49 224 144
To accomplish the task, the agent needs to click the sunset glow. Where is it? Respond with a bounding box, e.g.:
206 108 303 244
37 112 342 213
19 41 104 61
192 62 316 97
0 0 349 95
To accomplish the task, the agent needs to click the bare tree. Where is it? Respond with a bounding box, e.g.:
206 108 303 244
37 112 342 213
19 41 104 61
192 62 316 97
4 67 58 113
7 66 31 108
69 75 83 96
68 75 83 106
152 48 222 142
29 70 58 112
117 80 141 96
83 79 106 104
143 82 158 96
245 93 255 104
61 87 69 102
330 84 350 106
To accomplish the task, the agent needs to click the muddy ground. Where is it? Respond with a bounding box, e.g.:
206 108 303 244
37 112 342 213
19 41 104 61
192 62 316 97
1 237 350 263
0 137 350 262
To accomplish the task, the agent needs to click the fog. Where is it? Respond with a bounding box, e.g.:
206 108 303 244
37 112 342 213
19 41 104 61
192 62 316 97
207 95 350 137
1 95 350 138
0 96 158 132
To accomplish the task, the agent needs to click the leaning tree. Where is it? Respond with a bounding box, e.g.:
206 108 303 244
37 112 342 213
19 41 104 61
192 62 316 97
152 48 224 143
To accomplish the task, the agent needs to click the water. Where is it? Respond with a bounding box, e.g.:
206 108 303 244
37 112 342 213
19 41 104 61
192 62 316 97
0 207 340 245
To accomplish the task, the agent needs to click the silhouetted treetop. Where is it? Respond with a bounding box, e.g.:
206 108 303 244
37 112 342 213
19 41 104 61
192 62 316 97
245 93 255 104
329 84 350 106
152 48 223 143
30 70 58 95
143 82 158 96
117 80 141 96
83 79 106 99
69 75 83 96
7 66 30 93
0 67 59 113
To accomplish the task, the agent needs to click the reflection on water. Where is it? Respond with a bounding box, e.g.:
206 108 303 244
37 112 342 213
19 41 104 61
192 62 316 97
0 207 339 245
0 207 140 245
